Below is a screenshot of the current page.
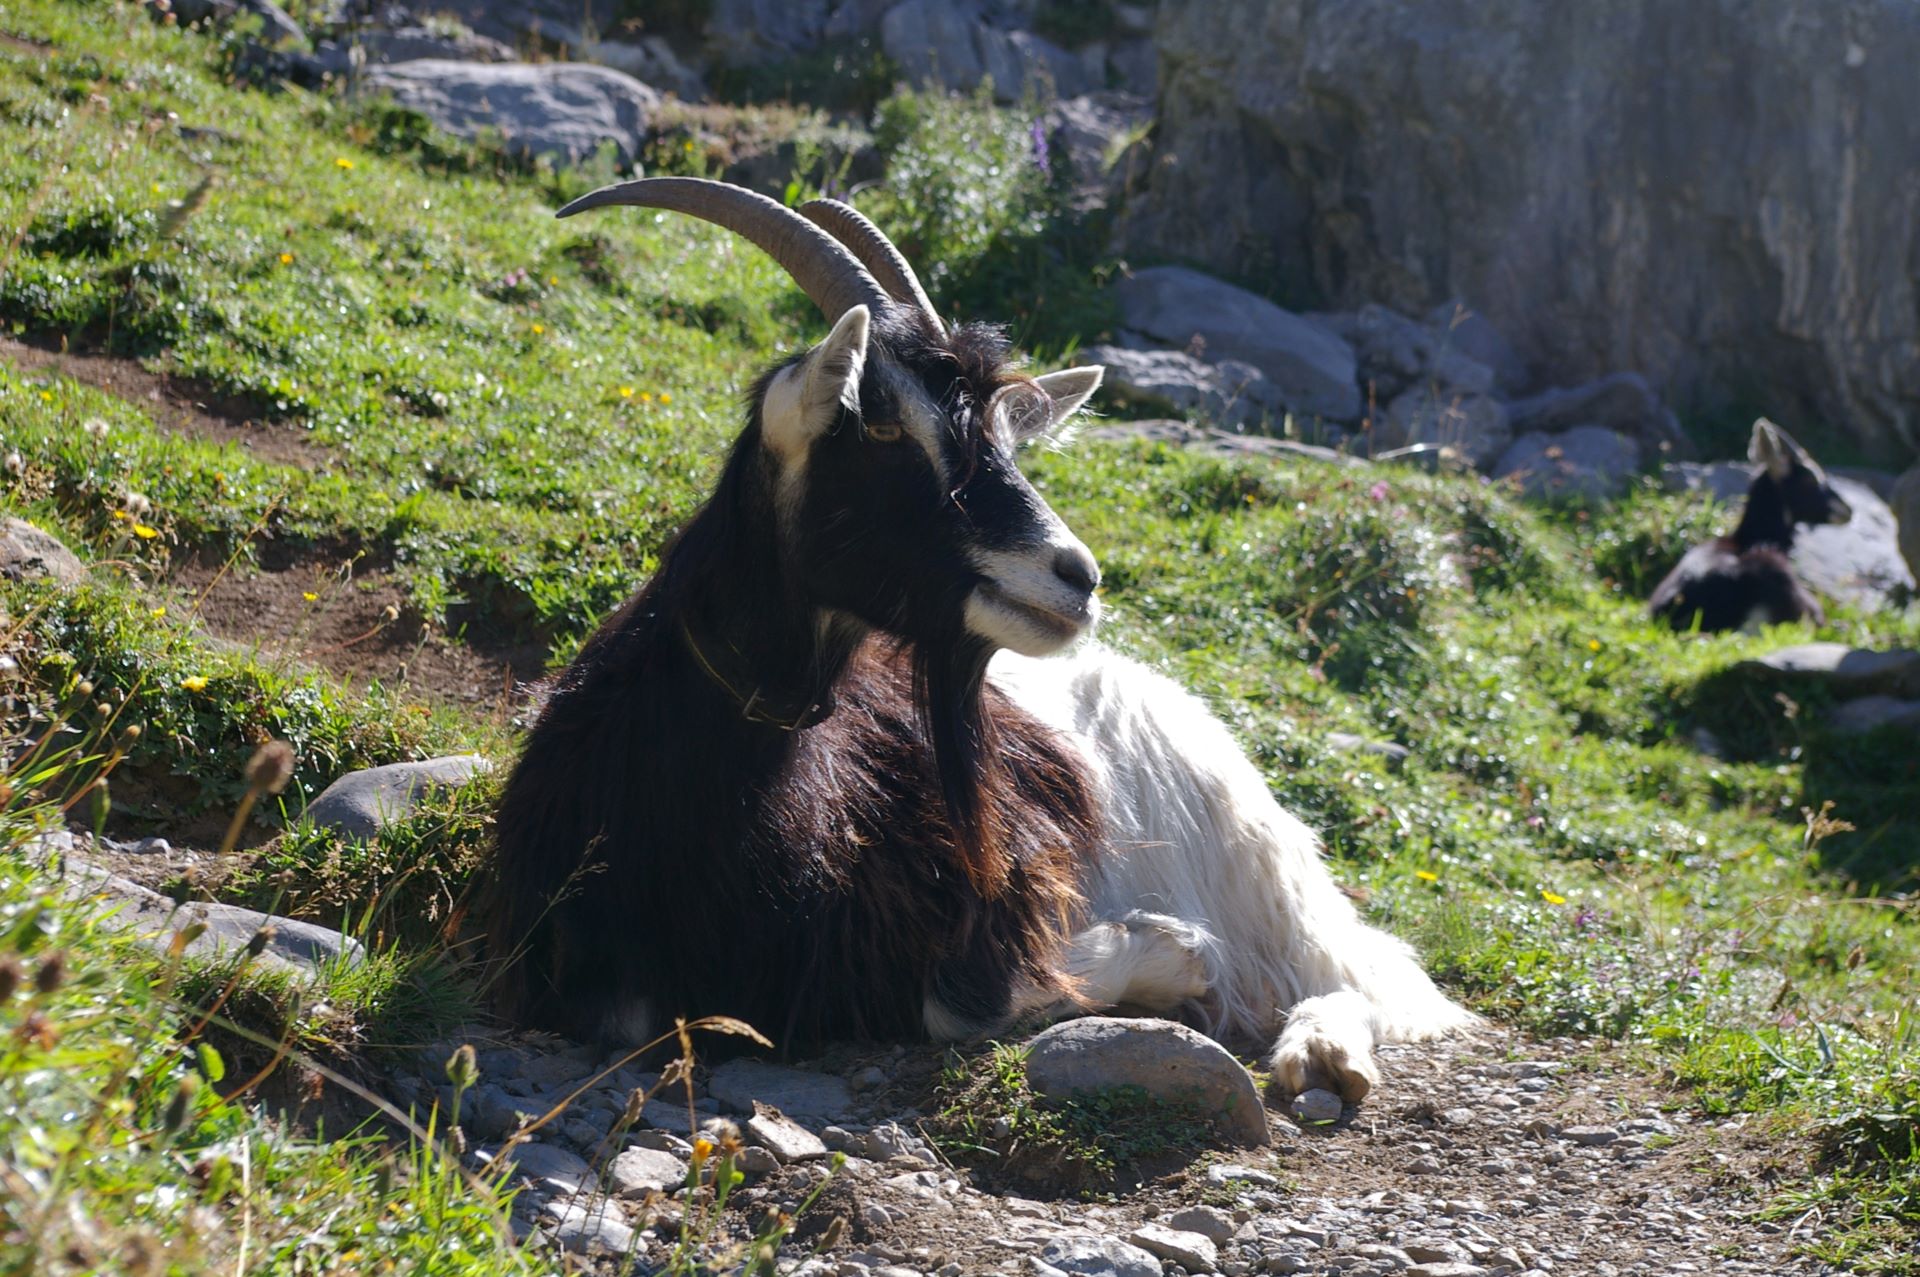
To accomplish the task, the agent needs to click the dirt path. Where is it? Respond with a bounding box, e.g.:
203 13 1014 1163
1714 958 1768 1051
364 1027 1839 1277
1 336 328 468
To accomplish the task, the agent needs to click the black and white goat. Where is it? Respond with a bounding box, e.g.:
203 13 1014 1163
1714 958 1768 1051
1649 419 1851 633
484 179 1473 1102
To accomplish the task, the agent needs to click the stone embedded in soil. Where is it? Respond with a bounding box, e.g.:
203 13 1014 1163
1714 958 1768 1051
706 1058 854 1122
1405 1265 1489 1277
745 1107 829 1162
544 1196 634 1256
0 517 84 586
305 754 494 839
1165 1205 1237 1244
1289 1088 1344 1124
1129 1222 1220 1272
495 1141 592 1192
1206 1164 1279 1189
607 1145 688 1197
1736 643 1920 697
1023 1016 1270 1147
1559 1125 1619 1146
1037 1234 1165 1277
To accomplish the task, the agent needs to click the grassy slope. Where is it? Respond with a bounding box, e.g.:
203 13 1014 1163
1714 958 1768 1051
1 0 1917 1271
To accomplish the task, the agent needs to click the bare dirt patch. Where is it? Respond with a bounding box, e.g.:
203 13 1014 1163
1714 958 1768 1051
0 335 328 469
166 554 547 716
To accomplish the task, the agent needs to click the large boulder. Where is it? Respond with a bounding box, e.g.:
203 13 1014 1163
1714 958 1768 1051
1124 0 1920 462
361 61 661 165
1493 426 1642 501
1023 1016 1270 1148
1113 266 1361 422
1378 384 1511 468
1082 344 1284 429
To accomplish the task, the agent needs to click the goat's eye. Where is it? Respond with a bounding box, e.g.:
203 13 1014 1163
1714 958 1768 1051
866 421 903 443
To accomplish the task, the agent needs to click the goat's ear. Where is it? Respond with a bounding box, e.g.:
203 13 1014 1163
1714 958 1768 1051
1036 366 1103 422
1749 417 1796 480
762 305 870 460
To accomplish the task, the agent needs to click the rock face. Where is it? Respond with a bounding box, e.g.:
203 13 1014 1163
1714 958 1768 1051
0 518 84 586
1023 1016 1270 1147
362 62 660 165
305 755 493 840
1126 0 1920 461
1113 266 1361 422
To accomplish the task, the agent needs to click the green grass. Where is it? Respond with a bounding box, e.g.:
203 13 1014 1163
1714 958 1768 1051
2 0 1918 1270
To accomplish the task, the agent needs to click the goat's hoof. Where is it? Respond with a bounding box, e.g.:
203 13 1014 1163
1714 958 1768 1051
1268 1033 1380 1104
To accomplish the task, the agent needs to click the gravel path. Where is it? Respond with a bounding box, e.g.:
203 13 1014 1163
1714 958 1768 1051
380 1023 1839 1277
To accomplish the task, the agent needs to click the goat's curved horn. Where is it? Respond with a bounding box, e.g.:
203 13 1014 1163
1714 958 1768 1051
556 177 891 323
798 198 942 330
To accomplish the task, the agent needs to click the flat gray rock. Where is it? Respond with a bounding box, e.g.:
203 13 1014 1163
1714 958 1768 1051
23 835 362 974
1 518 84 586
545 1197 633 1255
496 1141 592 1191
1114 266 1361 422
1505 373 1687 457
1736 644 1920 697
305 755 492 840
1128 1222 1219 1272
1037 1234 1164 1277
1165 1205 1236 1244
1023 1016 1269 1147
745 1107 829 1162
362 61 660 165
706 1059 853 1123
1493 426 1642 501
607 1144 689 1196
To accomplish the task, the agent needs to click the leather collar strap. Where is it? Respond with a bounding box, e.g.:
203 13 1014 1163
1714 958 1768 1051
677 616 834 731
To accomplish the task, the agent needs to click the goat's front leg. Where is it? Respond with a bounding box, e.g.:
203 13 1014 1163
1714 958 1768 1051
1267 990 1382 1102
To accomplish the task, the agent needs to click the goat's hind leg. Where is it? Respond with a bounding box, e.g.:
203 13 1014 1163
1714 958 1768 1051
1008 910 1213 1026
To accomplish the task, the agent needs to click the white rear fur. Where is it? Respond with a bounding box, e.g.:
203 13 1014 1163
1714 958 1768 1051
988 643 1479 1097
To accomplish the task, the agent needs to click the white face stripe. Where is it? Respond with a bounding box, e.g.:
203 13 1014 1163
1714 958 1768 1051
874 358 950 486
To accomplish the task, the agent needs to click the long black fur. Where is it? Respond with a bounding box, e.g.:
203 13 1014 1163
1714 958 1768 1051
483 313 1100 1050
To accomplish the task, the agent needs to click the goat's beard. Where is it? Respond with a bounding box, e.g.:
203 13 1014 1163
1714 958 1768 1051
913 636 1012 898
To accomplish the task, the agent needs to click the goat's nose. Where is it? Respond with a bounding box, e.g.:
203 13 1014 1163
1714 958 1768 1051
1053 545 1101 594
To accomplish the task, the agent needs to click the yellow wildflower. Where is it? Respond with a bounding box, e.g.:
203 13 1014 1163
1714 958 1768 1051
302 591 318 602
279 252 293 265
1587 639 1601 651
132 524 160 539
1415 870 1439 883
531 323 545 334
618 386 635 399
110 510 131 521
659 392 672 404
180 676 208 692
150 607 166 619
691 1137 714 1165
639 391 653 403
334 156 354 170
1541 889 1567 905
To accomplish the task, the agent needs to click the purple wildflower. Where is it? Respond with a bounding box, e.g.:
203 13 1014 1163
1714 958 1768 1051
1029 119 1051 179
